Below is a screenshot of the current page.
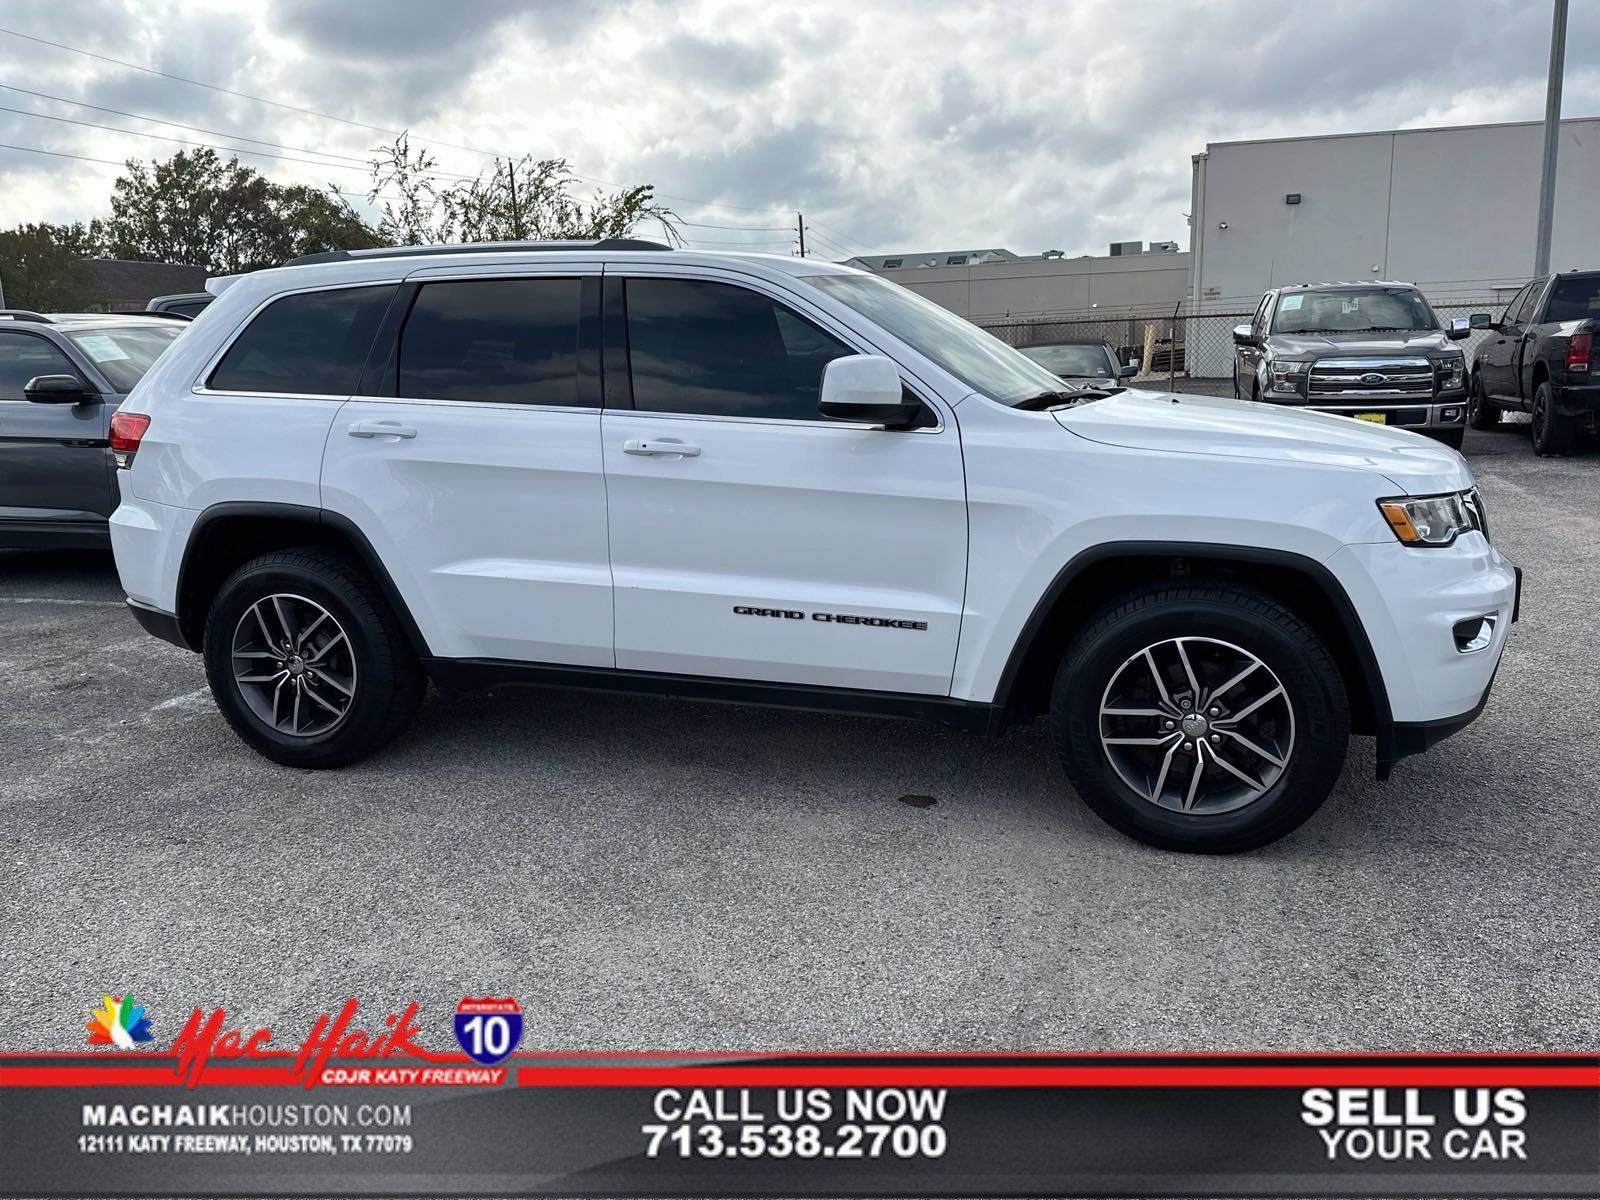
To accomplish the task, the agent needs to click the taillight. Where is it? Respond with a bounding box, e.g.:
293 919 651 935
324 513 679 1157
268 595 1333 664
1566 332 1591 373
109 411 150 469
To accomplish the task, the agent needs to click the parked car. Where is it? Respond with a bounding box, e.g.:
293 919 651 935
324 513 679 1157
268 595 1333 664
145 292 214 319
1017 339 1138 389
0 310 184 549
1232 282 1471 449
1468 270 1599 455
110 240 1517 853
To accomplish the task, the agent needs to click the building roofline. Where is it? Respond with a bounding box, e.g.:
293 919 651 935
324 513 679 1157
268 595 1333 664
1204 113 1600 153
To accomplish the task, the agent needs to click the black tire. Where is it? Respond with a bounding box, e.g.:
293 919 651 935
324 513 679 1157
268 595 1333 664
1466 373 1501 430
203 548 424 768
1430 426 1465 451
1050 583 1349 854
1530 380 1573 456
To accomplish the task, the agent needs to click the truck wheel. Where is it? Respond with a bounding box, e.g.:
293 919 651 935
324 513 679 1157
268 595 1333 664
1466 375 1501 430
203 548 424 768
1530 381 1573 456
1050 583 1349 853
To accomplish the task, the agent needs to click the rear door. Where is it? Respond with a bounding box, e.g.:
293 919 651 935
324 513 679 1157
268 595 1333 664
319 267 612 666
600 269 967 695
0 328 113 524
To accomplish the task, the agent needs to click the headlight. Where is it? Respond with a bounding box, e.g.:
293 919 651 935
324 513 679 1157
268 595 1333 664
1377 490 1485 547
1269 358 1311 394
1437 355 1465 390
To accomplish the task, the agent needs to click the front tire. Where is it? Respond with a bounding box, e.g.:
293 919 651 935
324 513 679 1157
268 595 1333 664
1050 583 1349 853
203 548 424 768
1466 374 1501 430
1530 380 1573 456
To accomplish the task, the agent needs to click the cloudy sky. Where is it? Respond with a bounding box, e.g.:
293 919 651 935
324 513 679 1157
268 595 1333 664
1 0 1595 261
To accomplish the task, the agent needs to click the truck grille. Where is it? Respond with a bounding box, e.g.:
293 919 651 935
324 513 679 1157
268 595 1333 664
1309 357 1435 397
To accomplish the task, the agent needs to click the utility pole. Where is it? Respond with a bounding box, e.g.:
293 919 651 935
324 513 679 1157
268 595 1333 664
1533 0 1568 275
506 159 522 240
797 212 806 257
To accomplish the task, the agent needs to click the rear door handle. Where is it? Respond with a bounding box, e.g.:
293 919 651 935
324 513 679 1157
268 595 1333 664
623 438 700 457
348 420 417 439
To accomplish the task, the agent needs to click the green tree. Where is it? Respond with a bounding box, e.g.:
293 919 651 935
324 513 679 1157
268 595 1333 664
100 148 382 274
0 222 102 310
369 135 679 246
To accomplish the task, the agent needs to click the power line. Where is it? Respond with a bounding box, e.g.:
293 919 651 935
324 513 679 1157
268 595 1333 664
0 84 376 166
675 219 795 232
807 220 874 253
679 237 796 247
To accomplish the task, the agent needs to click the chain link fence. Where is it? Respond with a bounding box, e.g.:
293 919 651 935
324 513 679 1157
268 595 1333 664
974 297 1504 395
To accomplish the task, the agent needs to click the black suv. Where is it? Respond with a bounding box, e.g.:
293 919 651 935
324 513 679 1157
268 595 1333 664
1232 282 1471 449
0 311 183 549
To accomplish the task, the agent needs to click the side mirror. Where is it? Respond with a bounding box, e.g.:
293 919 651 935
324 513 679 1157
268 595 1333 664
1468 313 1495 331
1117 363 1138 378
818 355 922 428
23 374 98 405
1447 316 1472 340
1232 324 1258 347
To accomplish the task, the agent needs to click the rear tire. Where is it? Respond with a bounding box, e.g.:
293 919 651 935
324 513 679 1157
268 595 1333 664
1050 583 1349 853
1530 380 1573 456
203 548 424 768
1466 374 1501 430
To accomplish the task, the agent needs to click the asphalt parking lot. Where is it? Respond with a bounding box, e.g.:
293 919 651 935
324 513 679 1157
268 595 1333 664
4 421 1597 1055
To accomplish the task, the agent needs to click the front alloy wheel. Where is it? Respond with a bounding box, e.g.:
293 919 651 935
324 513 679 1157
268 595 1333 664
231 594 356 737
1098 637 1294 815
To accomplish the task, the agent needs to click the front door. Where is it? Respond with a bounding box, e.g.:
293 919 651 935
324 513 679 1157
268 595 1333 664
0 328 113 526
601 272 967 696
1480 282 1533 404
319 270 614 666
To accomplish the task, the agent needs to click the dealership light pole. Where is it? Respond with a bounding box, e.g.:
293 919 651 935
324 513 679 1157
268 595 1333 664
1533 0 1568 275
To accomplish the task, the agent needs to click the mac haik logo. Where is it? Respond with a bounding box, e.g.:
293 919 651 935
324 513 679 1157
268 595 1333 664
85 994 155 1048
170 999 425 1088
453 997 522 1065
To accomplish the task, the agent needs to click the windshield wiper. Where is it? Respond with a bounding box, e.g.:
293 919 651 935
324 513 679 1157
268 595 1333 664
1012 387 1122 411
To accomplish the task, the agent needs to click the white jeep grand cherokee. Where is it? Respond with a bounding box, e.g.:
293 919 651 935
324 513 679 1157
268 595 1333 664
110 240 1520 853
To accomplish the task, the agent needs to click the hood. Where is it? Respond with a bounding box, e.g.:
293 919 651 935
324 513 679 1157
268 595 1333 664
1266 329 1451 358
1054 389 1472 494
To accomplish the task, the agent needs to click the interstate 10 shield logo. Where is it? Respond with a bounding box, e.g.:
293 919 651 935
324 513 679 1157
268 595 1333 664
453 997 522 1065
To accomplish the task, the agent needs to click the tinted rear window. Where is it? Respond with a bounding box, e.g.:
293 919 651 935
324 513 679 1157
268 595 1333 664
397 278 581 405
209 285 396 395
1546 276 1600 322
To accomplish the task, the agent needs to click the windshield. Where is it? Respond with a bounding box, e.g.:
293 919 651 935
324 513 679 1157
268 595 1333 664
1018 343 1117 378
803 273 1068 405
1272 288 1437 335
65 324 182 392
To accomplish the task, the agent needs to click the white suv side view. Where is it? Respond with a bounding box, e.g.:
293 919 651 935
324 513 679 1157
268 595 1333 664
110 240 1521 853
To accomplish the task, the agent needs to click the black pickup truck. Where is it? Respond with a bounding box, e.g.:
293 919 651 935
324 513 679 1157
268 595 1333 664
1468 271 1599 455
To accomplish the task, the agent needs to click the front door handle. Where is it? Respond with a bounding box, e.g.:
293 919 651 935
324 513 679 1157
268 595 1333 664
348 420 417 439
623 438 700 457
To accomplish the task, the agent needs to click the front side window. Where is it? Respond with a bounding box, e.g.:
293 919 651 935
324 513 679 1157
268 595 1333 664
803 272 1067 406
398 278 581 405
1511 280 1547 326
625 278 855 420
1499 283 1534 326
1270 288 1436 335
64 324 182 392
209 285 396 395
0 331 80 400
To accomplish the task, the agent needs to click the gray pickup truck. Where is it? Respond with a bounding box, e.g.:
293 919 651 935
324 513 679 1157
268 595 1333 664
0 311 183 549
1232 282 1471 449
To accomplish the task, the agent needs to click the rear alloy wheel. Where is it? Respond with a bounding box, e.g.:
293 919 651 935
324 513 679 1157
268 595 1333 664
1466 374 1501 430
1530 380 1573 456
204 548 423 768
1051 583 1349 853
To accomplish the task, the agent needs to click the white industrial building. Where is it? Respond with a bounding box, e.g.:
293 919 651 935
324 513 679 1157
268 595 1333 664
1187 115 1600 374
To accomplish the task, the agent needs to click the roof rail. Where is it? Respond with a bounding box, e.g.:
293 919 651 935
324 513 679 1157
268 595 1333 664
284 238 673 268
0 309 52 323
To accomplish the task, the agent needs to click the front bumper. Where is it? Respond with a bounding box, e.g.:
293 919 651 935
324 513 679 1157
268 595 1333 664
1262 393 1468 431
1324 538 1519 776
